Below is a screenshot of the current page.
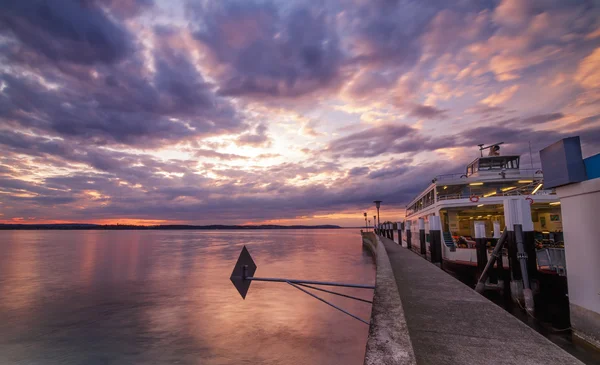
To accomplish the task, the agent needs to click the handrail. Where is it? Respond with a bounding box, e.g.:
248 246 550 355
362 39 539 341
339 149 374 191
435 168 543 181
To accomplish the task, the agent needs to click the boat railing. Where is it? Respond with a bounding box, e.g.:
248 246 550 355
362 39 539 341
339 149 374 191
435 168 543 182
437 187 556 201
536 248 566 276
437 193 464 201
435 173 467 181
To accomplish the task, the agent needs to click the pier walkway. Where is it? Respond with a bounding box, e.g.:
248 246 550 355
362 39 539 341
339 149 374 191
364 233 583 365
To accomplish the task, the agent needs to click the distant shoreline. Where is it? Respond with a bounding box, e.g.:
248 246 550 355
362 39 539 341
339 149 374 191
0 224 344 230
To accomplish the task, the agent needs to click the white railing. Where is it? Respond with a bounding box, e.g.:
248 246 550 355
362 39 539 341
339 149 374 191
434 168 543 182
437 188 556 201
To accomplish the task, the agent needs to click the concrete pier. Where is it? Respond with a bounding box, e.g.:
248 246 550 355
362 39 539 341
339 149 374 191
362 232 583 364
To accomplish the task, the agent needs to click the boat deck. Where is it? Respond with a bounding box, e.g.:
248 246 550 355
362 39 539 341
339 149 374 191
379 236 581 364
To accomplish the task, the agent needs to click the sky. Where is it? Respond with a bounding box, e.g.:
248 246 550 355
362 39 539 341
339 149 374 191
0 0 600 227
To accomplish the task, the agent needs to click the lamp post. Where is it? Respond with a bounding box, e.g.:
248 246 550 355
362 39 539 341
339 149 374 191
373 215 377 234
373 200 382 227
363 212 368 232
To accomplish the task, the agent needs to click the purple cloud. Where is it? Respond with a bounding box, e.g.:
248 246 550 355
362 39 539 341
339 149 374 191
1 0 600 225
0 0 133 65
191 1 343 98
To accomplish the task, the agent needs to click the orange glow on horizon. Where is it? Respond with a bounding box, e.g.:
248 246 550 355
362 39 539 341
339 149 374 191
0 218 173 226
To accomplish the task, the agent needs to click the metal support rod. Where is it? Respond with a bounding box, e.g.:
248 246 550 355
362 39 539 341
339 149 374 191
286 281 369 325
475 230 507 293
296 283 373 304
515 224 534 314
246 276 375 289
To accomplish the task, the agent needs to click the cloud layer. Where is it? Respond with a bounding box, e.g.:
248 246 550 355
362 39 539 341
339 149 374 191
1 0 599 225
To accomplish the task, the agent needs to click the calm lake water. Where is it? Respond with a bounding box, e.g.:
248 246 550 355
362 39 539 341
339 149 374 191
0 229 375 365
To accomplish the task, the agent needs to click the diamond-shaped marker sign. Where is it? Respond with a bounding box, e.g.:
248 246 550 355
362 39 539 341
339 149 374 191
230 246 257 299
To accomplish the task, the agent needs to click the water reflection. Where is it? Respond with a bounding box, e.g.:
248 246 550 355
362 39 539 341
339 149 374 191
0 229 375 364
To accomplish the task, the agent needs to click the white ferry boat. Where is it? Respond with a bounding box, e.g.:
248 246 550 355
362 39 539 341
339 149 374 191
401 143 565 275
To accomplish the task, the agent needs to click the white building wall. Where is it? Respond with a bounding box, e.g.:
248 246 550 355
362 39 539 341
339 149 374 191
557 177 600 347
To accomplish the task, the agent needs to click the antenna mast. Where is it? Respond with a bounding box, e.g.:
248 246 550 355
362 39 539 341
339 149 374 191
478 142 505 157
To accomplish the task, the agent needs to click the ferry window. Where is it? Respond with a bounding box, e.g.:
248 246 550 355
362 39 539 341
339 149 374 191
479 159 491 170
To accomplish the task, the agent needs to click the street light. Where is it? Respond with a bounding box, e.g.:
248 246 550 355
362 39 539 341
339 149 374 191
373 200 382 227
373 215 377 233
363 212 368 232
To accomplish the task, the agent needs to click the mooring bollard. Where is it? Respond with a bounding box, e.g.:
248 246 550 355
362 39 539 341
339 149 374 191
397 221 402 245
418 218 426 256
389 223 394 241
474 221 488 278
430 216 442 266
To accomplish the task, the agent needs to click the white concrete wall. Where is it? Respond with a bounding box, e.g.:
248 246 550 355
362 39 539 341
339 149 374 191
558 177 600 347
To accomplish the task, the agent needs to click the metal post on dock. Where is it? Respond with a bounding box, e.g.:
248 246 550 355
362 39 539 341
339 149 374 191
430 216 442 266
418 218 426 256
515 224 535 315
506 227 523 302
406 221 412 249
474 221 488 278
397 221 402 245
390 223 394 241
503 198 534 304
523 229 537 290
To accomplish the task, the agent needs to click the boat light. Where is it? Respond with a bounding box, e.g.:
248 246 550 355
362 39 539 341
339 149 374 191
542 231 550 234
443 186 447 190
501 186 516 192
469 217 474 220
483 191 496 197
549 202 561 206
531 183 543 195
518 180 533 183
469 182 484 186
477 204 484 207
477 216 482 218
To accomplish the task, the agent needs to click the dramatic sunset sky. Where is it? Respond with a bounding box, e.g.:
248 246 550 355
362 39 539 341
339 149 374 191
1 0 599 226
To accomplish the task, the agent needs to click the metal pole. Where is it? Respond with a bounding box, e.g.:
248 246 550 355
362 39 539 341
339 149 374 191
247 276 375 289
529 141 534 169
296 283 373 304
515 224 534 314
286 281 369 325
